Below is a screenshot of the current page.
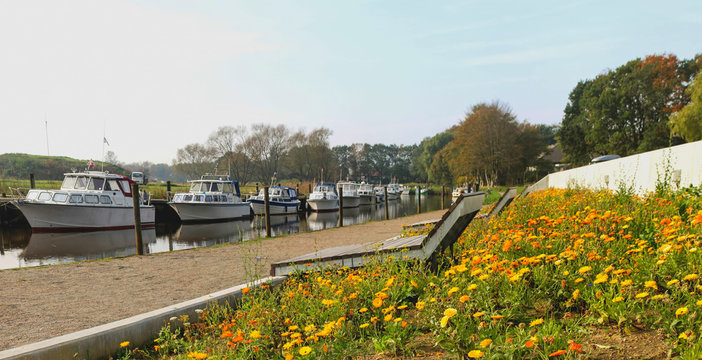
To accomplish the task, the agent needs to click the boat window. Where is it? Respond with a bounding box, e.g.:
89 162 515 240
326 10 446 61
290 189 296 197
205 195 213 202
173 194 183 202
183 195 193 201
190 182 206 192
223 183 233 193
26 191 39 200
107 180 119 191
194 195 204 202
52 193 68 202
100 195 112 204
88 178 105 190
74 176 88 190
61 176 76 190
120 181 131 194
85 195 99 204
209 183 221 192
69 194 83 203
220 195 227 202
272 189 281 196
38 192 51 201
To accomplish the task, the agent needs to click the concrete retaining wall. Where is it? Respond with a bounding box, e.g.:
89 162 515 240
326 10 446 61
530 140 702 194
0 276 286 360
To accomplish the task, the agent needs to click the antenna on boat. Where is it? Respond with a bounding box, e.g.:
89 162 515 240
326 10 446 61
44 115 50 156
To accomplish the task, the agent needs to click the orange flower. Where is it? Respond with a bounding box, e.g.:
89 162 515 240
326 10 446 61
242 287 251 294
525 340 535 348
549 349 567 357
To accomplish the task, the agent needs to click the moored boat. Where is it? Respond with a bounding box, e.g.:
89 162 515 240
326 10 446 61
169 174 250 222
13 171 155 232
358 183 375 205
248 186 301 215
307 182 339 212
337 181 360 208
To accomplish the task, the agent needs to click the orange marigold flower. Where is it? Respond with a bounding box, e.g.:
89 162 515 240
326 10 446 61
549 349 567 357
373 298 383 308
467 349 484 358
242 287 251 294
525 340 535 348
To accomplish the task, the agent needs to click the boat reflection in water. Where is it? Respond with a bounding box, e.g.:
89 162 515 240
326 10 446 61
152 220 251 252
306 212 337 231
19 228 156 265
250 215 300 238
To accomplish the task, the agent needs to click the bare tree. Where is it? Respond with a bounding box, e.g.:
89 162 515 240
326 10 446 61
207 126 252 185
173 143 217 180
245 124 292 183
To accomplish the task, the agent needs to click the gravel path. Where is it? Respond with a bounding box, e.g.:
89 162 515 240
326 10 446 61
0 210 445 350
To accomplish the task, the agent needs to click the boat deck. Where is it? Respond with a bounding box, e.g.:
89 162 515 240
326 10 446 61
270 191 485 276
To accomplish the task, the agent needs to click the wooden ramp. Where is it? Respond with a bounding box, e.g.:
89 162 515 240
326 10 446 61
402 187 517 231
270 192 485 276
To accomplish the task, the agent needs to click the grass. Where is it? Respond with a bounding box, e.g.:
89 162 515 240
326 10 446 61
113 184 702 359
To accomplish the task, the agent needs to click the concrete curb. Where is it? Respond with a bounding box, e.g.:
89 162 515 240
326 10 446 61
0 276 287 360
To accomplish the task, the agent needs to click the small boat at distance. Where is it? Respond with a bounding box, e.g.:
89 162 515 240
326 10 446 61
358 183 375 205
13 171 155 232
248 186 301 215
170 174 250 222
307 182 339 212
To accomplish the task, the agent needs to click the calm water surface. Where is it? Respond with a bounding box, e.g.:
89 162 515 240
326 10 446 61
0 195 449 270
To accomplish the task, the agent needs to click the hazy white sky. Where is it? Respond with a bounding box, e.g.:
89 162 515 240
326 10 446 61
1 0 700 164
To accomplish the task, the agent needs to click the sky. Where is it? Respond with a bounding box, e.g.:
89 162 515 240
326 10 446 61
0 0 700 164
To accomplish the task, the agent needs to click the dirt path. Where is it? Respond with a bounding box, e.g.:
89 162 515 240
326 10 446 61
0 210 445 350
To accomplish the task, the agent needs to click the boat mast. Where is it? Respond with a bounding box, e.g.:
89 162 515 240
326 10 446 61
44 115 50 156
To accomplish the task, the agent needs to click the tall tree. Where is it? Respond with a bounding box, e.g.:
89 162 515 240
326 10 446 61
173 143 216 180
670 69 702 141
245 124 292 183
207 126 252 185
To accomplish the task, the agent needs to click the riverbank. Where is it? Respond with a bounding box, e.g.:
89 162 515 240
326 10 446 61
0 210 446 351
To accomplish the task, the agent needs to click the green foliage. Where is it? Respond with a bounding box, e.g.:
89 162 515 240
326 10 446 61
0 153 127 180
670 69 702 141
558 53 701 166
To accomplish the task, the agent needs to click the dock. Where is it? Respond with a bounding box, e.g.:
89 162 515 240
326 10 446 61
270 191 486 276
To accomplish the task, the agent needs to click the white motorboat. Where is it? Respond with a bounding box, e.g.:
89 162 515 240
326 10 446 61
373 186 385 203
358 183 375 205
248 186 301 215
13 171 155 232
307 182 339 212
452 187 470 203
399 185 411 196
386 183 401 200
170 174 250 222
337 181 360 208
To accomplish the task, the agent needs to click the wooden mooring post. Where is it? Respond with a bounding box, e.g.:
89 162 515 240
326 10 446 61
29 174 35 189
338 187 344 227
264 186 271 237
131 183 143 255
417 186 421 214
441 185 445 210
308 183 312 194
166 181 172 201
384 186 389 220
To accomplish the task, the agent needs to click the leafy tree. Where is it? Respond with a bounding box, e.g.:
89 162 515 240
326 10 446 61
670 69 702 141
245 124 291 183
173 143 216 180
412 131 454 182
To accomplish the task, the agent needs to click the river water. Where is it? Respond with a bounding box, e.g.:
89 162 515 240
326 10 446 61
0 195 449 270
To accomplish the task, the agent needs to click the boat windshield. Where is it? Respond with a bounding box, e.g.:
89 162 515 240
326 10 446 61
73 176 88 190
189 182 207 192
88 177 105 190
209 182 221 192
61 176 76 190
314 185 335 193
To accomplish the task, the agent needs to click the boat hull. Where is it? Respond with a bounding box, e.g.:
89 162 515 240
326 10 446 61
13 201 155 232
307 199 339 212
359 195 374 205
170 202 251 222
341 196 360 208
249 199 300 215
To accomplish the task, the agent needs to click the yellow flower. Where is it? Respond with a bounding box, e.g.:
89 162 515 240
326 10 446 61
620 279 633 286
644 280 658 290
635 292 649 299
572 289 580 300
416 301 425 309
288 325 299 331
359 307 368 313
460 295 470 303
668 279 680 286
529 318 544 327
120 341 130 348
612 296 624 303
467 284 478 290
440 315 450 328
373 298 383 308
594 273 608 284
471 269 482 276
285 353 294 360
444 308 458 318
250 330 262 339
676 307 689 318
359 323 370 328
473 312 485 318
187 352 207 360
574 277 584 283
299 346 312 356
398 305 408 310
684 274 698 281
448 287 460 296
468 349 484 358
384 314 393 322
480 339 492 348
578 266 592 274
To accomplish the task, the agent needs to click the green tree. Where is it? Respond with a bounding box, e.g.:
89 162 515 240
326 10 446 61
412 131 454 182
670 69 702 141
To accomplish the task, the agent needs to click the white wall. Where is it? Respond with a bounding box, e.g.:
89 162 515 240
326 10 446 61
530 140 702 194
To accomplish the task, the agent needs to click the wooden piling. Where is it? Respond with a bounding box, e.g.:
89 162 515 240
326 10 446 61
264 186 271 237
29 174 35 189
441 185 445 210
384 186 389 220
338 187 343 227
166 181 172 201
131 183 143 255
308 183 312 194
417 186 421 214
